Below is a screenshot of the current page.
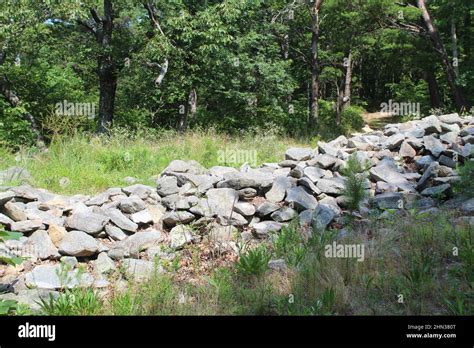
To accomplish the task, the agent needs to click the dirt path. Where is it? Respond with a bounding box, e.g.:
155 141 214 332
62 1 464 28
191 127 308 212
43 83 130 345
362 112 399 130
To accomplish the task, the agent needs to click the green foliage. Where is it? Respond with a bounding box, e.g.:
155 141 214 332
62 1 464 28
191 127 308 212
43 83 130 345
453 161 474 198
271 222 307 267
340 154 369 212
38 288 103 316
236 245 271 277
0 230 23 265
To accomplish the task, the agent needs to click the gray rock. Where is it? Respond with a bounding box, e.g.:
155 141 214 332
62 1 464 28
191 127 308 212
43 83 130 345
217 171 274 190
399 141 416 158
10 220 43 233
169 225 194 249
94 252 116 275
105 224 128 241
256 201 280 217
207 224 238 242
315 154 337 169
206 188 239 218
416 161 439 191
268 259 287 272
3 201 27 221
0 191 14 206
370 159 414 192
252 221 283 238
298 177 321 195
130 209 153 225
25 264 93 289
386 133 405 150
439 155 457 168
162 211 195 227
420 184 451 197
113 230 162 258
105 208 138 232
373 192 404 209
316 178 345 195
285 147 314 161
460 198 474 215
440 131 459 144
119 195 146 214
122 259 161 281
58 230 99 257
312 204 335 231
25 230 59 259
238 188 258 200
271 206 297 222
156 176 180 196
420 115 442 134
66 211 109 235
423 135 444 158
60 256 78 267
438 113 463 125
122 184 156 199
0 212 14 226
234 202 256 217
162 159 207 175
265 176 292 203
415 155 435 170
303 167 325 183
285 186 318 211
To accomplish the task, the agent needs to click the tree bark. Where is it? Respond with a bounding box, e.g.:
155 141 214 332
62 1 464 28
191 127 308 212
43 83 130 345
451 19 459 77
342 51 352 111
309 0 324 134
417 0 468 110
179 88 197 133
96 0 116 133
425 69 441 108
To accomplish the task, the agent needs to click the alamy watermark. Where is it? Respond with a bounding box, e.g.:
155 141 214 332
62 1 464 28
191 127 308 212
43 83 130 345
55 100 96 119
380 99 420 117
217 147 257 167
324 242 365 262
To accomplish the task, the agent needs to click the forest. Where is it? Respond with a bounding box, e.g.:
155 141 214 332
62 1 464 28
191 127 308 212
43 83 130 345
0 0 472 148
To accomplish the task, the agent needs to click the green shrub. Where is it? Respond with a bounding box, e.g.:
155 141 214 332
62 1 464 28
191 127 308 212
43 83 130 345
454 160 474 198
236 245 271 277
340 154 369 212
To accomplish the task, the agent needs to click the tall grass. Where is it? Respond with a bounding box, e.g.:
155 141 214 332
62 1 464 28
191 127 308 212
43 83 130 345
0 128 303 194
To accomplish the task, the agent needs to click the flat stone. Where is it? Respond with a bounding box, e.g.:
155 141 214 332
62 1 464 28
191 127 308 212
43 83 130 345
421 184 451 197
316 178 345 195
386 133 405 150
25 264 93 289
10 220 43 233
252 221 283 238
66 211 109 235
3 201 27 221
399 141 416 158
105 208 138 232
94 252 116 275
119 195 146 214
315 154 337 169
156 176 180 196
285 148 314 161
162 211 195 227
303 167 325 183
271 206 297 222
206 188 239 218
416 161 439 191
58 230 99 257
256 201 280 217
105 224 128 241
234 202 256 217
285 186 318 211
130 209 153 225
373 192 404 209
370 159 414 192
112 230 162 258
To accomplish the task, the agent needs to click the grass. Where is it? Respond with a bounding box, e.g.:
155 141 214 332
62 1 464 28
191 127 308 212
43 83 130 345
0 128 304 195
34 211 473 316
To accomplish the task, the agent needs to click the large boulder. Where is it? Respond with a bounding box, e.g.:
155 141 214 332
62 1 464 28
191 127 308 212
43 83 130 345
369 159 414 192
206 188 239 218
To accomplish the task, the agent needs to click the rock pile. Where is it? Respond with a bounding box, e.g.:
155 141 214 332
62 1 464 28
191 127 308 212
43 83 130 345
0 113 473 299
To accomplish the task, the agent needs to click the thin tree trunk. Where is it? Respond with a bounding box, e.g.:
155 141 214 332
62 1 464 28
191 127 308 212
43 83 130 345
96 0 116 133
342 51 352 111
417 0 468 110
179 88 197 133
309 0 324 134
451 19 459 77
426 69 441 108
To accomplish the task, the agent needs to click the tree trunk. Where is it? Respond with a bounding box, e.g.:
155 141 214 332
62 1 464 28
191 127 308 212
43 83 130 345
426 69 441 108
179 88 197 133
309 0 324 134
342 51 352 111
451 19 459 77
417 0 468 110
96 0 116 133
